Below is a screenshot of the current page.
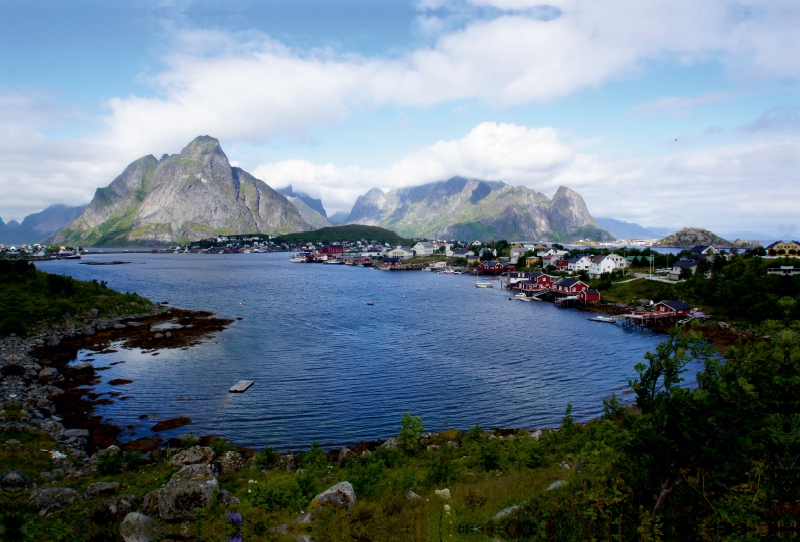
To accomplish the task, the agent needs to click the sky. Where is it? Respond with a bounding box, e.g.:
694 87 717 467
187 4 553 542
1 0 799 236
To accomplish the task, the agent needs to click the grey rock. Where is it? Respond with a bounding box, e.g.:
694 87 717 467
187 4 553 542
0 470 30 493
82 325 96 336
38 367 58 382
93 494 144 524
406 491 422 501
153 333 164 339
279 453 297 472
217 450 244 475
493 504 521 520
73 362 93 372
337 447 352 464
28 487 79 515
157 463 218 520
546 480 567 491
380 438 400 449
531 430 543 441
64 428 90 438
167 446 215 467
217 489 241 506
83 481 120 500
312 481 356 511
120 512 163 542
292 512 315 524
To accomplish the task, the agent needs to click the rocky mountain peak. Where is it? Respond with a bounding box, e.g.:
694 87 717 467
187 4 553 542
180 135 225 159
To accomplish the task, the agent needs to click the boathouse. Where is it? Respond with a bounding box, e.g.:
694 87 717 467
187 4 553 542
653 300 692 316
579 289 601 304
553 278 589 294
382 257 402 266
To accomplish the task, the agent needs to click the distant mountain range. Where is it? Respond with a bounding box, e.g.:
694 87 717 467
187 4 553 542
0 204 86 245
276 186 331 229
328 212 349 226
50 136 311 246
594 217 660 239
342 177 612 242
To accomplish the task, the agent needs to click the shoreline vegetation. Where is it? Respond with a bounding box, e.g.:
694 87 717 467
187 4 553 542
1 262 798 539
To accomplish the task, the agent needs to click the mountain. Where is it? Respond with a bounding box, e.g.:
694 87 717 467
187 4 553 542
279 225 409 245
284 195 331 229
645 226 678 238
654 227 753 248
50 136 310 246
0 204 86 245
344 177 612 242
328 212 349 226
595 217 659 239
276 186 327 217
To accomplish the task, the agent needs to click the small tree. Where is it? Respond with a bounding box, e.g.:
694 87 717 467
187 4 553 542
398 412 423 453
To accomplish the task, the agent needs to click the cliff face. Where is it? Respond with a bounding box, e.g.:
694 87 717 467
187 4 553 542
654 227 753 248
345 178 611 241
51 136 310 246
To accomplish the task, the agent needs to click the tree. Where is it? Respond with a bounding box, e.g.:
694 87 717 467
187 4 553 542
397 412 423 453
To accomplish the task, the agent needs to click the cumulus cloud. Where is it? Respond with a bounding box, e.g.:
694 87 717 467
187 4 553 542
254 122 800 232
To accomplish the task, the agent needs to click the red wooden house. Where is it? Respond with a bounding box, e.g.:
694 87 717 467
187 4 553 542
319 244 345 255
553 278 589 294
652 300 692 316
382 257 402 266
579 289 601 303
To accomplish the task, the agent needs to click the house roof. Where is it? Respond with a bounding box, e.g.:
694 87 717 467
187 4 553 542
568 255 588 263
452 249 472 255
660 300 692 311
691 245 712 253
383 257 401 262
673 260 699 268
414 241 435 248
582 289 600 295
555 278 581 287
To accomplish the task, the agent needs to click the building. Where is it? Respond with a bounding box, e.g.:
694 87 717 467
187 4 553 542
766 240 800 254
579 289 601 304
382 257 402 266
506 272 533 286
448 248 474 258
691 245 719 255
518 273 554 291
525 255 540 267
412 242 436 256
567 255 592 272
388 246 414 259
318 244 345 255
588 255 617 278
653 300 692 316
552 278 589 295
669 260 699 280
767 266 800 276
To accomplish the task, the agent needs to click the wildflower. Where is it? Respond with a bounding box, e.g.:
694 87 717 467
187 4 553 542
444 504 451 514
247 489 252 494
434 488 451 500
228 536 243 542
226 512 243 524
247 479 256 484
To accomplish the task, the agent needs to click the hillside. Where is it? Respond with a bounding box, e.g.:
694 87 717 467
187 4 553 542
654 227 752 248
345 177 612 242
277 225 408 245
0 204 86 245
49 136 310 246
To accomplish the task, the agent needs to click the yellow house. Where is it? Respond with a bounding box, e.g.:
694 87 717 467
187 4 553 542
525 256 540 267
767 240 800 254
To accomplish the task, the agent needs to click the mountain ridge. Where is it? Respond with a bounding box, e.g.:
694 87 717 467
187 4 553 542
50 136 310 246
344 177 611 241
0 204 86 245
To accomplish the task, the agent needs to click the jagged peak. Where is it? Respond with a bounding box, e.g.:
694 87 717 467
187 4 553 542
552 185 579 199
180 135 225 158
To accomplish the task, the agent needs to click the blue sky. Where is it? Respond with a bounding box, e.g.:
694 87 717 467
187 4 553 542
2 0 799 237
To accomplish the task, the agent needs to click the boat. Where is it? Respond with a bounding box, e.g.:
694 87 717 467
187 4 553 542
229 380 254 393
514 293 533 301
588 316 617 324
364 302 374 305
475 280 493 288
290 253 310 263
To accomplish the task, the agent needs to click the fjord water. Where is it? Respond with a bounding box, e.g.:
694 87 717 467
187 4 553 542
41 253 671 450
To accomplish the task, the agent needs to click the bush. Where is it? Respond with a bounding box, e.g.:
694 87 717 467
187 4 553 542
427 449 459 485
254 446 277 468
97 451 124 475
397 413 423 453
209 437 236 457
476 437 503 471
299 442 328 472
249 476 303 512
348 456 387 497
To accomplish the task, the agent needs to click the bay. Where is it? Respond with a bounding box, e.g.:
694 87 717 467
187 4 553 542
39 253 678 450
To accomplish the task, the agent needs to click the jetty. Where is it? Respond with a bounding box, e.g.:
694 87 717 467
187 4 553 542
229 380 254 393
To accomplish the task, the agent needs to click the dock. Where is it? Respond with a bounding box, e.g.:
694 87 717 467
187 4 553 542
229 380 254 393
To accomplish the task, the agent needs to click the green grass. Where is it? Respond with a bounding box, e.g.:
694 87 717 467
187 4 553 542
0 260 156 337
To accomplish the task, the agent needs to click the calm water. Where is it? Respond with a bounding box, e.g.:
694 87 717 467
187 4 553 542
39 253 678 450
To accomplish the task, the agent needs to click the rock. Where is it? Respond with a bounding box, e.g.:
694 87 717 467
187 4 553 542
120 512 163 542
446 440 459 448
217 489 241 506
83 481 120 500
114 323 127 329
64 428 90 438
93 494 144 524
153 333 164 339
28 487 79 515
531 430 542 441
279 454 297 472
406 491 422 501
546 480 567 491
380 438 400 449
82 325 96 336
167 446 215 467
426 444 441 451
157 463 218 520
73 362 93 372
493 504 521 520
38 367 58 382
311 481 356 511
46 335 60 347
217 450 243 475
0 470 30 493
559 461 571 470
337 447 352 464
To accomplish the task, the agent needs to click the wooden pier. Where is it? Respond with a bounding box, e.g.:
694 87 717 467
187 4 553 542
229 380 254 393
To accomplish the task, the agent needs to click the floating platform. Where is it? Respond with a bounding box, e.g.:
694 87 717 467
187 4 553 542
229 380 254 393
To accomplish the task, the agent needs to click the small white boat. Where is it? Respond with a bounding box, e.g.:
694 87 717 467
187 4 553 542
475 280 493 288
588 316 617 324
229 380 254 393
514 293 532 301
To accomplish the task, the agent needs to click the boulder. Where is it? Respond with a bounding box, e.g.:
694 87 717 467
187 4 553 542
157 463 218 520
83 481 120 500
380 438 400 450
38 367 58 382
82 325 96 336
406 491 422 501
73 362 93 372
217 451 244 475
337 447 352 464
93 494 144 524
167 446 215 467
531 430 542 441
311 481 356 511
120 512 163 542
0 470 30 493
217 489 241 506
493 504 521 520
546 480 567 491
28 487 79 515
279 454 297 472
64 428 90 438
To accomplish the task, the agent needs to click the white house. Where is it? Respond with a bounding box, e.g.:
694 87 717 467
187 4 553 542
588 254 626 278
448 248 474 258
567 255 592 272
412 241 436 256
537 248 569 259
388 246 414 259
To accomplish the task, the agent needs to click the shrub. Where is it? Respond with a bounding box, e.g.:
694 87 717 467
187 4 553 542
249 476 303 512
209 437 236 457
397 413 423 453
97 451 124 475
476 437 503 471
254 446 277 468
427 449 459 485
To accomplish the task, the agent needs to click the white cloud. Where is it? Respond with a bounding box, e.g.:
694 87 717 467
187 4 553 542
255 122 800 233
630 92 739 117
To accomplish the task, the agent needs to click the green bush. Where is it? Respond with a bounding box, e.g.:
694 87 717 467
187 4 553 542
397 412 423 453
97 451 124 475
249 476 303 512
254 445 277 468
